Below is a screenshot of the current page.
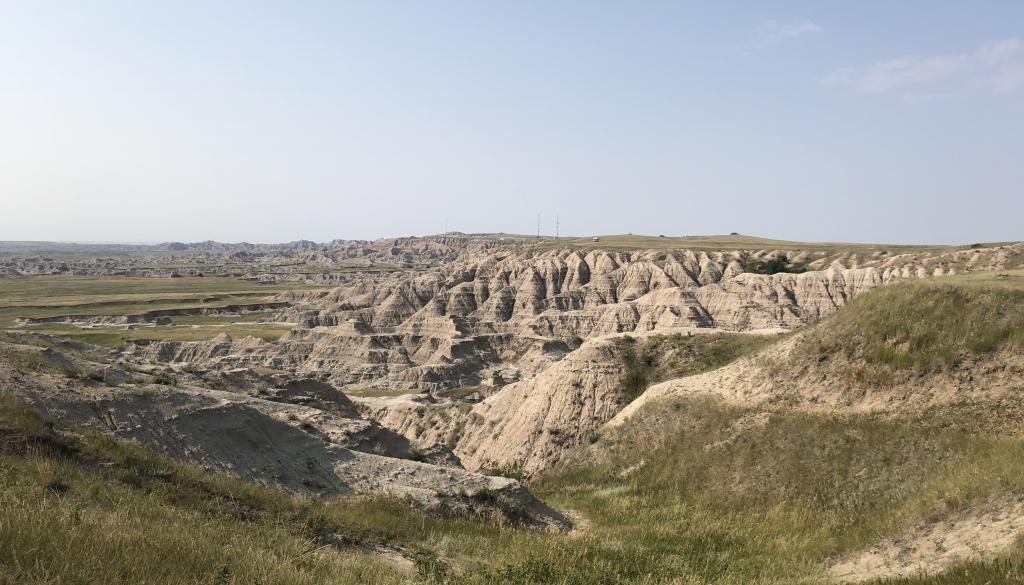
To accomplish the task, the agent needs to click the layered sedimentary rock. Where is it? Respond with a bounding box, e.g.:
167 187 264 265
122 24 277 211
121 243 1020 477
351 336 624 476
134 246 899 392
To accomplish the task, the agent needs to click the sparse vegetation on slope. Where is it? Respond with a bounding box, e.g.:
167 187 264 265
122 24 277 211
540 393 1024 584
0 389 613 584
865 552 1024 585
0 393 419 584
17 358 1023 583
614 332 784 401
1 394 1019 584
799 277 1024 383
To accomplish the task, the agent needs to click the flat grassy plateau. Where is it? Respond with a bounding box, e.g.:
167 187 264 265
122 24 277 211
0 275 327 346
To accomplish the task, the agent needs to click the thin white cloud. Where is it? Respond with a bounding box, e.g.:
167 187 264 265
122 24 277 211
825 54 970 93
975 39 1021 66
901 93 950 104
825 39 1023 95
984 62 1024 94
753 21 822 48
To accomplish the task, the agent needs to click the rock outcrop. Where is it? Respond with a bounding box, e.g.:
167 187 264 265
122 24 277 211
1 345 568 530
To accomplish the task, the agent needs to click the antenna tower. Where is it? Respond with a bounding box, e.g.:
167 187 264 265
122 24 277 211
556 215 559 239
537 214 540 239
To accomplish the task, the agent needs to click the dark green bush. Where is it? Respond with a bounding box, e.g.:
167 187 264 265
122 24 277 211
151 372 178 386
745 253 807 275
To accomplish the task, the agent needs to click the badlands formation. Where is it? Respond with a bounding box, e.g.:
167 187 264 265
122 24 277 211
3 233 1024 582
13 235 1016 478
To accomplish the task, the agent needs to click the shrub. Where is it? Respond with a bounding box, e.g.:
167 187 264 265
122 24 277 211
617 369 648 401
151 372 177 386
213 564 230 585
116 467 144 487
479 462 528 483
413 552 450 581
745 254 806 275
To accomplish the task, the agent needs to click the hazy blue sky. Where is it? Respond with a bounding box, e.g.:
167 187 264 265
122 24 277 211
1 1 1021 245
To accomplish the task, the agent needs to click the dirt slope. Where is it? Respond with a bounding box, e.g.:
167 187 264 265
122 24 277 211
0 342 569 530
830 497 1024 581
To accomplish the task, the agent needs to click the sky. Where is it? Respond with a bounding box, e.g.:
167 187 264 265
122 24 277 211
0 1 1021 245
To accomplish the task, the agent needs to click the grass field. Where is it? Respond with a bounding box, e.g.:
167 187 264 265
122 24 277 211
165 311 277 325
535 393 1024 584
0 246 181 262
0 274 324 306
795 268 1024 385
0 275 326 344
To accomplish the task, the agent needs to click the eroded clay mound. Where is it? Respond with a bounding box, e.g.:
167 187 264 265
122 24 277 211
0 346 569 530
353 335 626 477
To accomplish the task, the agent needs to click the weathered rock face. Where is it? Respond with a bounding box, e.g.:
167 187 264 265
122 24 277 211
1 354 568 530
122 243 1019 478
9 238 1021 533
140 251 890 392
288 255 889 342
455 336 625 475
351 336 624 476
